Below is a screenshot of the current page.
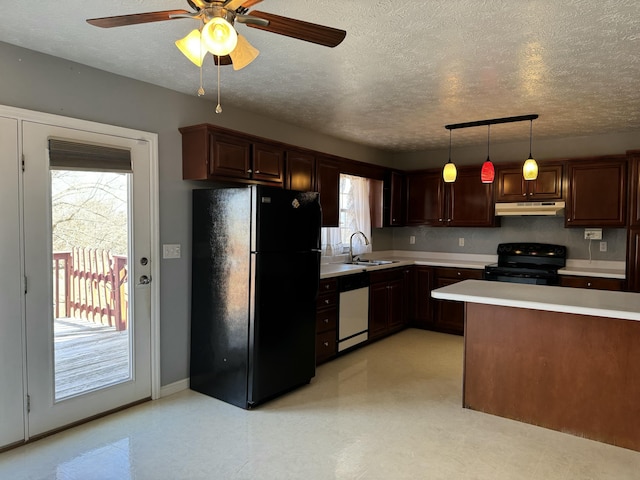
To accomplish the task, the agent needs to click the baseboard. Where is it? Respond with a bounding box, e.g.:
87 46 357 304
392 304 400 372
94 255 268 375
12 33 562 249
159 378 189 398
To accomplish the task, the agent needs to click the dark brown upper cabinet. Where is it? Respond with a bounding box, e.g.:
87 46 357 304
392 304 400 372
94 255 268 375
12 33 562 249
496 162 564 202
286 149 316 192
565 156 627 227
405 167 497 227
316 156 340 227
627 150 640 227
383 171 405 226
180 124 283 187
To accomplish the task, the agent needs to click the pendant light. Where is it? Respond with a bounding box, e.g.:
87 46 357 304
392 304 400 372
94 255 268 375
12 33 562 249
481 124 495 183
442 129 457 183
523 119 539 180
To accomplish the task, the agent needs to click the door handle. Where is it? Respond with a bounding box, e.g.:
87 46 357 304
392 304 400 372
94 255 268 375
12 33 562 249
138 275 151 285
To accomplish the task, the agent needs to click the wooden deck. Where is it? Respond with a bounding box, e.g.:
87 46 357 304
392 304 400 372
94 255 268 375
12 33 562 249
54 317 130 399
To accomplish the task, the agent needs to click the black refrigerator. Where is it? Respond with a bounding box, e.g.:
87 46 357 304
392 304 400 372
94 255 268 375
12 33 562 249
190 186 321 409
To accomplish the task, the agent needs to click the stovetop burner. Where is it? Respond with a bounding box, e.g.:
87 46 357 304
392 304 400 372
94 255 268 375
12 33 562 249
484 243 567 285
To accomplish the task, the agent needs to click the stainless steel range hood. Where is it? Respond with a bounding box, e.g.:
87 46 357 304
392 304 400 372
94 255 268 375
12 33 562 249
495 201 565 216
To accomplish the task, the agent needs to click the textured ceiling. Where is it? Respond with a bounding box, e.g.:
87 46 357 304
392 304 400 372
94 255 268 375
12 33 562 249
1 0 639 152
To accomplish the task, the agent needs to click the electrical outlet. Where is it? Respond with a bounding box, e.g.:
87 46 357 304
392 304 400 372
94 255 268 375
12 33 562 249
409 235 416 245
599 241 607 252
584 228 602 240
163 244 181 259
458 238 465 247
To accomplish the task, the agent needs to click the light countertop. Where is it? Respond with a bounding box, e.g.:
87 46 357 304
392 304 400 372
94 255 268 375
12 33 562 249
320 251 626 280
431 279 640 321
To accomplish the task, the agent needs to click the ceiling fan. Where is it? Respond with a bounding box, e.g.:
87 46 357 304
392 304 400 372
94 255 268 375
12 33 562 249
86 0 347 70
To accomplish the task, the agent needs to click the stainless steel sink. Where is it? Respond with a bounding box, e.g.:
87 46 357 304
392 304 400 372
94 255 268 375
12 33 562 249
345 260 398 266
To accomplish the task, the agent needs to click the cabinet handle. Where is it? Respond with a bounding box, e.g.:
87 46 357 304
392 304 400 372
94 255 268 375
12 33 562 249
255 170 260 173
438 218 443 222
325 284 331 290
522 193 527 196
587 282 592 287
457 272 461 276
324 299 330 305
323 318 329 323
247 169 253 173
323 341 329 347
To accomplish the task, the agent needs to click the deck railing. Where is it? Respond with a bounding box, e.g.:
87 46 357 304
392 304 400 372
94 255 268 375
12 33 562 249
53 248 128 331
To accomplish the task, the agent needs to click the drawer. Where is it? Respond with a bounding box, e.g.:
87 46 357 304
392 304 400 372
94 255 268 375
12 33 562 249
316 292 337 310
316 308 337 333
559 275 624 291
434 267 484 280
316 329 337 362
369 267 404 284
319 278 337 294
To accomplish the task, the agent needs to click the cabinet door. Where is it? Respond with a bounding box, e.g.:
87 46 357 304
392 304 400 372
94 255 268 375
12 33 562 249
496 167 527 202
210 132 251 179
411 266 433 329
627 227 640 292
406 171 444 225
566 158 627 227
368 281 389 340
385 171 405 226
316 157 340 227
529 163 564 199
286 150 315 192
252 142 284 185
387 279 405 330
628 151 640 227
448 168 495 227
433 277 465 335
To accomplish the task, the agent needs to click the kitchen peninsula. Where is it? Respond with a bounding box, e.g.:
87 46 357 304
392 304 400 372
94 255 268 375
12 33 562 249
432 280 640 452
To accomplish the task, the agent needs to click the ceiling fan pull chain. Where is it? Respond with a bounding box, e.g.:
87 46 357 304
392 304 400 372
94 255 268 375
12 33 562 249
215 55 223 114
197 27 205 96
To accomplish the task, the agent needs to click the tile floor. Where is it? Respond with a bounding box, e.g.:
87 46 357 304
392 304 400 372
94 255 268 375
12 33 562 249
1 329 639 479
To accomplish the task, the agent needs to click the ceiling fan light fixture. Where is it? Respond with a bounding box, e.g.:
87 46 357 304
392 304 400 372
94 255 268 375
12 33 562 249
202 17 238 56
175 29 206 67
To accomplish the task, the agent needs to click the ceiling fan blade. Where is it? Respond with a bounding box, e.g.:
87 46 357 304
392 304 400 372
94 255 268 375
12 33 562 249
223 0 247 10
241 0 264 7
87 10 190 28
245 11 346 47
229 35 260 70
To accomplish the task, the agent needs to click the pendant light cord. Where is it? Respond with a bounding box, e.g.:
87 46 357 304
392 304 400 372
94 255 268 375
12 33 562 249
448 129 452 161
487 125 491 161
215 56 222 114
529 120 533 157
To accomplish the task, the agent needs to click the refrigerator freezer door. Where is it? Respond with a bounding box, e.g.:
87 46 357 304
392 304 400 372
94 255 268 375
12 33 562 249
248 251 320 406
252 186 321 253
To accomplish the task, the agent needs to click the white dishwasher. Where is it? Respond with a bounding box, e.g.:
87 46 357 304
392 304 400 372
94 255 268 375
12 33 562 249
337 272 370 352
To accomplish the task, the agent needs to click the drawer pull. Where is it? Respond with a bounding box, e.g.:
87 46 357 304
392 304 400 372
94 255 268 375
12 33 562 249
324 299 330 305
323 318 329 323
323 341 329 347
587 282 592 287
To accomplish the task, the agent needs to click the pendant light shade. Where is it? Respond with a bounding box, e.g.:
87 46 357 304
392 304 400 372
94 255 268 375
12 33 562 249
443 130 457 183
523 119 538 180
443 161 457 183
481 125 495 183
481 159 495 183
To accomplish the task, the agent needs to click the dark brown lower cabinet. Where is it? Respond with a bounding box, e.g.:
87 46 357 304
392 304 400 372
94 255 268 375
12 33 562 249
410 266 433 329
368 267 407 341
316 278 338 364
431 268 484 335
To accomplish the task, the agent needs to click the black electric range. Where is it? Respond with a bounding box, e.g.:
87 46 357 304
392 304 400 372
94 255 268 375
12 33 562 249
484 243 567 285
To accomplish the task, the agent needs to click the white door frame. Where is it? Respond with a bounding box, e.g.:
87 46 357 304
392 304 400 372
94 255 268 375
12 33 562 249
0 104 160 440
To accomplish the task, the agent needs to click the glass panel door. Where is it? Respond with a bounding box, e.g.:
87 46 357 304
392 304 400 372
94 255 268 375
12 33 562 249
23 121 152 438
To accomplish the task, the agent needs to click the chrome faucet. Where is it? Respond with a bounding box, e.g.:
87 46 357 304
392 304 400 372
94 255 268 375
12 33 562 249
349 231 370 262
